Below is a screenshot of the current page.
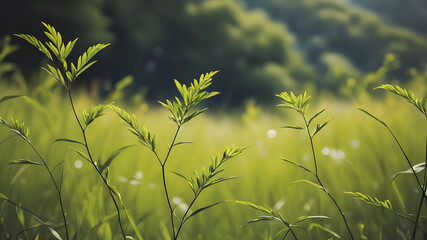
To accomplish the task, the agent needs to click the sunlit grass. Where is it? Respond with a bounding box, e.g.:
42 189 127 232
0 80 425 239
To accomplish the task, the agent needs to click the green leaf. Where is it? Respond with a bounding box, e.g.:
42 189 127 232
54 138 85 146
308 108 327 126
70 147 91 164
281 126 303 130
109 185 144 240
308 223 341 239
9 159 42 165
123 207 144 240
183 201 226 223
100 145 133 172
205 176 241 188
171 171 189 182
296 215 330 223
0 193 62 240
291 180 324 190
355 107 387 127
16 206 26 233
234 200 271 214
14 33 53 61
0 95 23 103
344 191 393 211
82 104 107 128
392 162 426 181
242 216 286 226
312 119 332 138
281 158 314 175
0 117 30 141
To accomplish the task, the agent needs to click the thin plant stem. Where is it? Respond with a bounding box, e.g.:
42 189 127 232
67 90 126 240
302 115 355 240
153 126 181 239
386 125 424 193
27 141 69 240
162 164 176 239
411 134 427 240
282 224 298 240
175 193 199 239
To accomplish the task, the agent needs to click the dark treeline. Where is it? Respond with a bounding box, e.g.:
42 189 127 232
1 0 426 105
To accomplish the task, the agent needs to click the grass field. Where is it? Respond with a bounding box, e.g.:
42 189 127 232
0 78 426 239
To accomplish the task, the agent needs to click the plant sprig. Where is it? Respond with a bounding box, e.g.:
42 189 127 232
375 84 427 118
15 22 109 90
0 117 68 239
276 91 354 240
15 23 136 240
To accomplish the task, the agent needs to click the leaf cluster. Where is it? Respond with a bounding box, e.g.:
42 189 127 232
0 117 30 141
276 91 311 114
159 71 220 126
344 192 393 211
174 145 246 196
82 104 107 129
15 22 109 90
110 105 156 151
277 91 331 138
375 84 427 117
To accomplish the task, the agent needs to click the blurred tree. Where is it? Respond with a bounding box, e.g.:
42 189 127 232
2 0 314 105
243 0 427 81
350 0 427 36
0 0 113 75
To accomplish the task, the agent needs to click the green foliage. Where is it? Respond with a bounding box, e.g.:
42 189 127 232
159 71 219 127
276 91 331 138
275 90 354 239
0 36 19 77
0 117 30 141
344 192 393 211
82 104 107 129
15 22 109 90
375 84 427 117
175 145 245 196
110 105 156 151
276 91 311 114
392 162 426 181
244 0 427 80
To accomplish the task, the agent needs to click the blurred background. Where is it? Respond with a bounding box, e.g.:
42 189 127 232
1 0 426 106
1 0 427 239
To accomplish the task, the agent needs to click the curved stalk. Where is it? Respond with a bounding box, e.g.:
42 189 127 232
27 142 69 240
175 194 199 239
68 90 126 239
386 126 424 193
411 134 427 240
302 116 355 240
282 223 298 240
152 126 181 239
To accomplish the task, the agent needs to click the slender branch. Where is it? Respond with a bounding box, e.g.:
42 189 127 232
175 194 199 239
27 141 69 240
67 90 126 240
411 133 427 240
386 126 424 192
302 115 354 240
159 126 181 239
282 223 298 240
162 164 176 239
162 126 181 166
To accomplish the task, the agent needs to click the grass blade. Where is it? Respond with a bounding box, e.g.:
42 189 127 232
0 95 23 103
183 201 225 223
9 159 42 165
100 145 133 172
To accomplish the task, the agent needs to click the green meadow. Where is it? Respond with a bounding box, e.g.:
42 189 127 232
1 75 425 239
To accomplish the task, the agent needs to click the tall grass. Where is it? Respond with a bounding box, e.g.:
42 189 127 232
1 77 425 239
1 23 426 239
